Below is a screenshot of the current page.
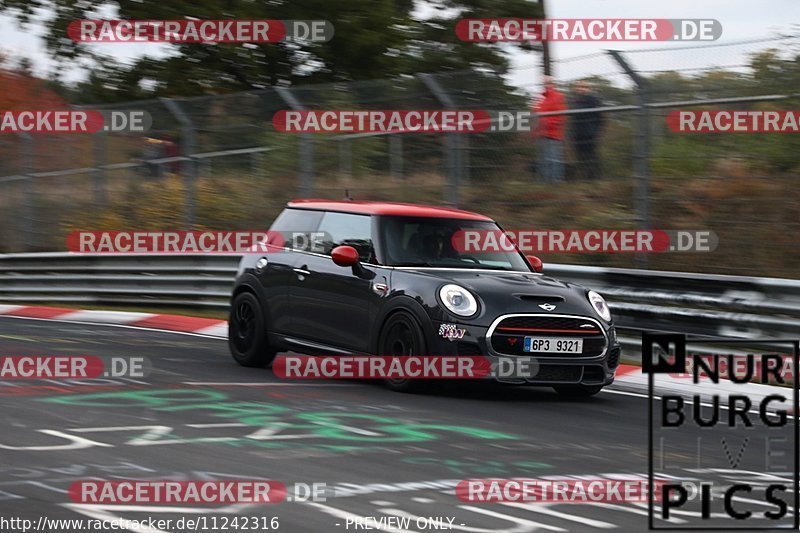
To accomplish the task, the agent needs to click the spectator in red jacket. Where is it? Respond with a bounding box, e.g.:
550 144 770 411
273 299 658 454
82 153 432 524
533 76 567 183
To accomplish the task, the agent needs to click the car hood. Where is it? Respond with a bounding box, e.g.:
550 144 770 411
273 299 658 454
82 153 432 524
430 269 574 291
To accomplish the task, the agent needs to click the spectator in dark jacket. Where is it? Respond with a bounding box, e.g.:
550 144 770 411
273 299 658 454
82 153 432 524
570 81 604 180
533 76 567 183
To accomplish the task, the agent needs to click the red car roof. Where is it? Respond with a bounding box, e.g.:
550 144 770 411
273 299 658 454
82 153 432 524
287 199 493 221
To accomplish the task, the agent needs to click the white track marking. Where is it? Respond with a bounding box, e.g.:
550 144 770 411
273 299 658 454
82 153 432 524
501 502 616 529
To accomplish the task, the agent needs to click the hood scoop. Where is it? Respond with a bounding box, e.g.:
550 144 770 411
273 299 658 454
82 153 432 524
490 273 541 283
515 294 566 303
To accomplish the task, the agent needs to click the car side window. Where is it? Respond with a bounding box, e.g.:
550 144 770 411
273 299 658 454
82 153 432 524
269 208 323 248
317 212 375 263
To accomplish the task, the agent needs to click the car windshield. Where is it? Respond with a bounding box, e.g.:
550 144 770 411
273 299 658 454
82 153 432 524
379 216 531 271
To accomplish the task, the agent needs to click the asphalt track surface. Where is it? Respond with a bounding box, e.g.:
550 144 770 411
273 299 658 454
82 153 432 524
0 316 795 533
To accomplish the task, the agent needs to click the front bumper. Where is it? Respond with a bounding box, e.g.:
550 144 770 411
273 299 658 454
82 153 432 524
431 316 621 386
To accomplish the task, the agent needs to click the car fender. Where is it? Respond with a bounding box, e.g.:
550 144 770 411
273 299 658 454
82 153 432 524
370 294 437 355
231 273 273 332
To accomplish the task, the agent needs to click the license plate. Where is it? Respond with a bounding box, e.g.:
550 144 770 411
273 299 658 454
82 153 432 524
523 337 584 354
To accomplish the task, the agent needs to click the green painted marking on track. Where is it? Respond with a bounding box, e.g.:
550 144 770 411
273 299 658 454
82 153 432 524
39 388 520 444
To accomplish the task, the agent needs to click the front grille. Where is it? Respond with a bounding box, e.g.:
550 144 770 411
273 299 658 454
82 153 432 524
496 316 602 332
490 315 607 357
533 365 583 383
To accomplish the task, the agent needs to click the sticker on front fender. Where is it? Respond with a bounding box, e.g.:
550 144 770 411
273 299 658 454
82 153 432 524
439 323 466 341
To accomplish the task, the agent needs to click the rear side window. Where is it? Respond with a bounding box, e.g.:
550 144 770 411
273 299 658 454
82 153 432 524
269 208 323 250
317 212 375 262
269 208 323 234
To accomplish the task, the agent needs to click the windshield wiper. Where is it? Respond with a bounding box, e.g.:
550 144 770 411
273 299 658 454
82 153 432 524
397 261 434 267
397 262 513 270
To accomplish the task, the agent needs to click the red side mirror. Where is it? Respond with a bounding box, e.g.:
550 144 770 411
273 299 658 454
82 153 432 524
331 245 360 267
527 255 543 273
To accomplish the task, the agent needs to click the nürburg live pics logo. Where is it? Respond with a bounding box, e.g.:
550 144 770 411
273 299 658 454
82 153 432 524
644 332 799 530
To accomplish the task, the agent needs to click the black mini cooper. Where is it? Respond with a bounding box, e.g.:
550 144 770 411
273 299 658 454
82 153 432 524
229 200 621 396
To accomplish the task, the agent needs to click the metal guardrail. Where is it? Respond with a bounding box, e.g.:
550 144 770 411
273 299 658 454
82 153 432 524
546 264 800 360
0 254 797 358
0 253 240 309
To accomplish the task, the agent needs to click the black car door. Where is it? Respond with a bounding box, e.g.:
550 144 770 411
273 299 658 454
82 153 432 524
286 212 377 352
261 208 323 334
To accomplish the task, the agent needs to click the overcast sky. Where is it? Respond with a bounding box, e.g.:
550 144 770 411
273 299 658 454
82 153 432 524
0 0 797 95
509 0 799 93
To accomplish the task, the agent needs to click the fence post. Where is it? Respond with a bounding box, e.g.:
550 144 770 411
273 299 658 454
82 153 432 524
275 87 314 196
389 135 403 180
161 97 197 228
418 73 462 206
93 130 107 207
460 135 469 184
251 151 263 177
608 50 651 269
338 138 352 179
18 133 35 251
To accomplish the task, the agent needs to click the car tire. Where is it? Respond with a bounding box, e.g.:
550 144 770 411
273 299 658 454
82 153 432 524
228 291 276 368
553 384 604 397
378 311 427 393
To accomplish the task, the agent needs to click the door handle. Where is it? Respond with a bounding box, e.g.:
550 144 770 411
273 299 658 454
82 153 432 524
293 267 310 276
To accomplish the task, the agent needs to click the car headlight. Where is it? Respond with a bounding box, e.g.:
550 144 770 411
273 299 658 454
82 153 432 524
587 290 612 322
439 284 478 317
